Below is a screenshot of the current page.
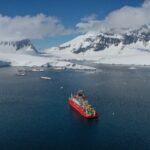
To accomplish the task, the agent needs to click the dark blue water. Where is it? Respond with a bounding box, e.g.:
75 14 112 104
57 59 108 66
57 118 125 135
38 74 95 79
0 66 150 150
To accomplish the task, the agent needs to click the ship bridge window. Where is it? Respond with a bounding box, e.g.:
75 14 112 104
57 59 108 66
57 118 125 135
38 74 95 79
77 90 84 97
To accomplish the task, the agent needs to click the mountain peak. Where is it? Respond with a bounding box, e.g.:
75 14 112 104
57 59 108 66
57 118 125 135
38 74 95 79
0 39 38 55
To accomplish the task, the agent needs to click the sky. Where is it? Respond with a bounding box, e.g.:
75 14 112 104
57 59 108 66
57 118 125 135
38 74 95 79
0 0 147 49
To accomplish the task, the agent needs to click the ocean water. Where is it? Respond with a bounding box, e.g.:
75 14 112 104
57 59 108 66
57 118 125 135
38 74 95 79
0 66 150 150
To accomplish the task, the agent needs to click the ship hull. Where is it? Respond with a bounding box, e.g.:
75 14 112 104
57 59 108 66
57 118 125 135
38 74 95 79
69 99 97 119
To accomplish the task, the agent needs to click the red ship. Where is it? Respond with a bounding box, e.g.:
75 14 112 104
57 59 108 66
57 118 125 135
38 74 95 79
69 90 98 119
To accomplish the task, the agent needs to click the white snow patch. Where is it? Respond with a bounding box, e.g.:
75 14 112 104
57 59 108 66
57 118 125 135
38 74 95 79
0 53 96 70
45 40 150 66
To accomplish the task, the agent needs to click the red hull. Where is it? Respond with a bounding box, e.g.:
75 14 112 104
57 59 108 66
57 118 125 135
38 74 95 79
69 99 97 119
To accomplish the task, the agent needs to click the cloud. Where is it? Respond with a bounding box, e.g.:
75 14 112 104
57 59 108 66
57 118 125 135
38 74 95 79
76 0 150 34
143 0 150 8
80 14 97 22
0 13 73 41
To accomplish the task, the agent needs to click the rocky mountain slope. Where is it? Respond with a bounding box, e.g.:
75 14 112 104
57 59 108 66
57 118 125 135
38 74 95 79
45 25 150 65
46 25 150 53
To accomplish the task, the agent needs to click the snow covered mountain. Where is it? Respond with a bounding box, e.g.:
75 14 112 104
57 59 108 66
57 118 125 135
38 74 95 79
45 25 150 65
0 39 38 55
1 25 150 68
0 39 95 70
46 25 150 53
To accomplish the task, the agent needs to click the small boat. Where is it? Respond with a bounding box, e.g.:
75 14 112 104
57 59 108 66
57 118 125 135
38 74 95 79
129 66 136 70
40 76 52 80
69 90 98 119
16 72 26 76
31 67 44 72
39 69 45 72
54 67 66 70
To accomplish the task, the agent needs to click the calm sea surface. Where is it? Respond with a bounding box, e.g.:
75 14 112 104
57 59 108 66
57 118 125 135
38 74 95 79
0 66 150 150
